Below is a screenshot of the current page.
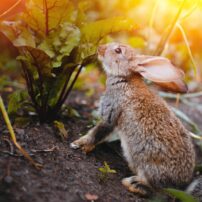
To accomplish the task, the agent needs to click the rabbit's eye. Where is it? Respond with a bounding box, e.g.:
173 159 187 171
115 47 122 54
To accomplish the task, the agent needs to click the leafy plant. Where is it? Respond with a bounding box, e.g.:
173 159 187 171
0 0 136 122
98 161 116 180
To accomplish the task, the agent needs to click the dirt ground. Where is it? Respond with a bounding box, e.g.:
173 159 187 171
0 90 202 202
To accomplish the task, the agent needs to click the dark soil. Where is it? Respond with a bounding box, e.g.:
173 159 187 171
0 90 202 202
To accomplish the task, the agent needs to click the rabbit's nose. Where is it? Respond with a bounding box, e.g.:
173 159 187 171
97 45 107 57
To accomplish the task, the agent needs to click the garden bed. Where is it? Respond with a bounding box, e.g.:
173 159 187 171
0 90 202 202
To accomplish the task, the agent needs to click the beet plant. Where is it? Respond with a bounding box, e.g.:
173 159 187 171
0 0 136 122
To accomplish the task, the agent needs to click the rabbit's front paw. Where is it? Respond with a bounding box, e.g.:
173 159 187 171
122 176 152 197
70 135 95 153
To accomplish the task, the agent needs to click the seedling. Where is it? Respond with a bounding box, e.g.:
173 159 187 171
54 120 68 141
98 161 117 181
0 1 136 123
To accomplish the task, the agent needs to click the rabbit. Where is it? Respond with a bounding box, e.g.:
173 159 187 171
70 42 200 198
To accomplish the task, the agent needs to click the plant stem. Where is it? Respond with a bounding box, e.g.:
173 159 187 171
60 65 83 108
177 23 198 80
55 65 76 110
0 96 42 169
179 0 199 21
43 0 49 35
159 91 202 99
58 54 97 108
153 0 186 56
21 62 40 115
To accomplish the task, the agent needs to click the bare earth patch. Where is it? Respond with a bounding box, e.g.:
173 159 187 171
0 91 202 202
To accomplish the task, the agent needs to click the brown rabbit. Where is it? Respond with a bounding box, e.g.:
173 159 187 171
70 43 199 198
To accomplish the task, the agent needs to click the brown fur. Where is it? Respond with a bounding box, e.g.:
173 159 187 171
70 43 196 197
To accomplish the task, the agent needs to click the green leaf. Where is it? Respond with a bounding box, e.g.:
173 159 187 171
164 188 197 202
80 17 137 42
24 0 75 36
76 17 138 62
128 36 145 48
8 90 27 115
39 23 80 67
74 1 88 27
98 161 117 174
0 21 36 47
18 46 52 77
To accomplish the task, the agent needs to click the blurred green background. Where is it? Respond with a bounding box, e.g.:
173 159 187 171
0 0 202 93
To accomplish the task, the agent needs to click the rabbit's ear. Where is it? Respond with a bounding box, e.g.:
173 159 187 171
131 55 188 93
155 80 188 93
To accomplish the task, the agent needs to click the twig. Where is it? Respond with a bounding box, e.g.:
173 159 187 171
3 137 14 155
60 64 83 107
21 61 40 114
175 94 180 108
0 146 58 157
153 0 186 56
176 23 198 79
181 99 202 110
171 106 201 133
59 53 97 106
160 92 202 128
179 0 199 21
55 65 77 110
0 96 42 169
159 91 202 99
31 145 58 153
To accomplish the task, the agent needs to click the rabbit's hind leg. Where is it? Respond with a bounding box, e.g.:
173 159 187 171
122 175 153 197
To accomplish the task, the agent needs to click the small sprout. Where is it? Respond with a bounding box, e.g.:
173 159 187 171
54 120 68 141
98 161 116 181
